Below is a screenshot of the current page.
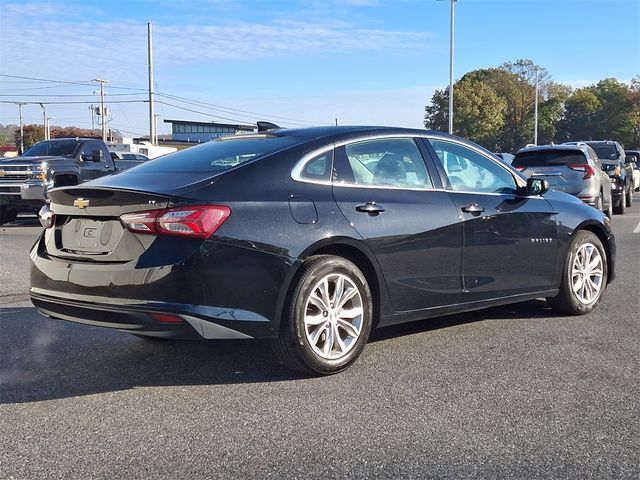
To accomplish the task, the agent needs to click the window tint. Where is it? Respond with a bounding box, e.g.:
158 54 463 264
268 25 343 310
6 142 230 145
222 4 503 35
513 150 587 167
126 135 300 174
338 138 432 189
22 139 79 157
430 139 517 194
588 143 618 160
80 141 104 162
299 151 333 182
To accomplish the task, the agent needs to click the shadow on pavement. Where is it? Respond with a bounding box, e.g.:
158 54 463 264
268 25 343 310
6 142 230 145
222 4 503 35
0 299 558 404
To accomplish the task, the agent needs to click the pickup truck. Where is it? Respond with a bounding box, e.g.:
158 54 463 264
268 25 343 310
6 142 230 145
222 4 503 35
0 137 145 224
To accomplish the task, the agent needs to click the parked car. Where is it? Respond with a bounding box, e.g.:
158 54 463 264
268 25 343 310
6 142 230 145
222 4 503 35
512 144 612 217
579 140 633 210
110 151 151 163
0 138 145 224
31 125 615 375
494 152 514 164
624 150 640 191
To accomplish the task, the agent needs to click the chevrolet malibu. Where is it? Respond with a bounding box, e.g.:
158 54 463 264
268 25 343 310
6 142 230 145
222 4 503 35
30 126 615 375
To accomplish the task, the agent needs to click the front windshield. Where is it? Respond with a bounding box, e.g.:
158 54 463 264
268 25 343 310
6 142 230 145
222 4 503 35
22 140 80 157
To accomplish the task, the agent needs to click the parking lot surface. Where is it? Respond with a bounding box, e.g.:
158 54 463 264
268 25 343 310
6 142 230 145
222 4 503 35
1 200 639 479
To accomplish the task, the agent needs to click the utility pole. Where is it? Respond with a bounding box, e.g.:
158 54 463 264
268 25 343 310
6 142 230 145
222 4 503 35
39 103 48 140
148 22 156 145
89 104 95 133
448 0 457 135
94 78 108 141
47 117 52 140
16 103 25 154
534 68 539 145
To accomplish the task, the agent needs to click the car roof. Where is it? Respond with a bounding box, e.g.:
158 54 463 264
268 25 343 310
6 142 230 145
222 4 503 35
516 144 588 155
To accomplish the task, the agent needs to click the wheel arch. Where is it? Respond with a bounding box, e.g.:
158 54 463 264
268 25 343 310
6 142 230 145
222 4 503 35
574 221 615 284
274 238 387 333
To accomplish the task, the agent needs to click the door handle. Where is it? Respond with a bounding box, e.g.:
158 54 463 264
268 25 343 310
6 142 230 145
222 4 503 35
356 202 385 216
461 203 485 213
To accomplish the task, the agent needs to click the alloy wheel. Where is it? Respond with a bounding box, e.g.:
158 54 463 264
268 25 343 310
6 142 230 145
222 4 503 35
303 273 364 360
571 242 604 304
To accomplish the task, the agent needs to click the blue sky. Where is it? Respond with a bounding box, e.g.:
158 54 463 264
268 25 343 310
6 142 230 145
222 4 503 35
0 0 638 137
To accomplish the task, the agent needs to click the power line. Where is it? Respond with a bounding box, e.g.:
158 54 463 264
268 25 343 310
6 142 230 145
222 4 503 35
0 100 148 105
0 74 94 87
0 93 144 98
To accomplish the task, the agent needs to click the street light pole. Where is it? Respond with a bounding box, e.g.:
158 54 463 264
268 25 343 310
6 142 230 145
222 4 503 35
448 0 457 135
39 103 48 140
148 22 156 146
534 68 539 145
16 103 25 154
47 118 52 140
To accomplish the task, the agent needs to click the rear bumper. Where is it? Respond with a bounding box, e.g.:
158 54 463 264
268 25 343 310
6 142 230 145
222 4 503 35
31 290 264 340
29 233 293 339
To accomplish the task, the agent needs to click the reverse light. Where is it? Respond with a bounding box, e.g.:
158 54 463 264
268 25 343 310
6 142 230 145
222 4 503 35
569 164 594 179
120 205 230 238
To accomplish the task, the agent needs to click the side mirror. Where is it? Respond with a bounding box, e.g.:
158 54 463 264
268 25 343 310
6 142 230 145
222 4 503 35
526 177 548 196
91 149 103 162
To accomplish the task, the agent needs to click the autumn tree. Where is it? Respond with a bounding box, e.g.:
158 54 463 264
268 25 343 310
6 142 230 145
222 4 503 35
14 124 44 151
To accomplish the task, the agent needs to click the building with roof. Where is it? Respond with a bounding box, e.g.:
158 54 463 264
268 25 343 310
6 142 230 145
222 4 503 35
164 119 256 143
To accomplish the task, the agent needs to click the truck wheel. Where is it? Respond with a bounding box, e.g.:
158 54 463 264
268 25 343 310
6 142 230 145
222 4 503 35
0 206 18 225
547 230 607 315
272 255 373 376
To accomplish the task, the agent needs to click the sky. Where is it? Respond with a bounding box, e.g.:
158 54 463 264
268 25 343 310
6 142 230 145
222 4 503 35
0 0 639 137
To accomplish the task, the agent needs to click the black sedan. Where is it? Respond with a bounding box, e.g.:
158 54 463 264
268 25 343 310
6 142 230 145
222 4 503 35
30 126 615 375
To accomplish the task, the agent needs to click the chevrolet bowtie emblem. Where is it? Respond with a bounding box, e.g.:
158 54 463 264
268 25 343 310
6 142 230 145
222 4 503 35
0 170 6 177
74 198 90 209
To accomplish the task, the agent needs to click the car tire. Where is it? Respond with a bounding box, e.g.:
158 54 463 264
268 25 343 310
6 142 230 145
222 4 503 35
547 230 607 315
0 206 18 225
273 255 373 375
626 186 633 207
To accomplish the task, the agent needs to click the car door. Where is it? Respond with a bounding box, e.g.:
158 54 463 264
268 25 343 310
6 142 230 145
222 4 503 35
79 141 115 180
424 137 559 302
331 136 463 311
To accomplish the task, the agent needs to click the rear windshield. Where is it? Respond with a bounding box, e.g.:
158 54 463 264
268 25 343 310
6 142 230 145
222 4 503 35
22 140 80 157
512 150 586 168
588 144 618 160
125 135 300 174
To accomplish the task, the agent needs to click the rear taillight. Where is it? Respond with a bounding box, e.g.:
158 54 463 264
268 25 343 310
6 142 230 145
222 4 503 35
514 166 525 171
569 164 594 179
120 206 230 238
38 204 55 229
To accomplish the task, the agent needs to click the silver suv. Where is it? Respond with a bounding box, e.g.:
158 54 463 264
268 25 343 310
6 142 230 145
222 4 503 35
512 144 612 217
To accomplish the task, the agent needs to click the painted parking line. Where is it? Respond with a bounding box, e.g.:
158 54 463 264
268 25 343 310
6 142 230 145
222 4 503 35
634 221 640 234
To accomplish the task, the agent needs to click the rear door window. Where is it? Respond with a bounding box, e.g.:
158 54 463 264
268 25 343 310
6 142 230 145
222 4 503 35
336 138 433 189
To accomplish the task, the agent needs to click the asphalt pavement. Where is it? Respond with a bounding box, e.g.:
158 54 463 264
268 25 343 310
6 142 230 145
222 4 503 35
1 200 639 479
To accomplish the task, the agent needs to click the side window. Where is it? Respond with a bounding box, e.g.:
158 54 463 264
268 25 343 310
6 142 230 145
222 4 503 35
297 150 333 182
337 138 433 189
80 141 103 162
429 139 517 194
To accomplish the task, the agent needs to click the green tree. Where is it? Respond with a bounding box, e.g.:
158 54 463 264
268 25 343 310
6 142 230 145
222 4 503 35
14 124 44 151
424 78 506 150
629 76 640 148
590 78 635 145
558 89 601 141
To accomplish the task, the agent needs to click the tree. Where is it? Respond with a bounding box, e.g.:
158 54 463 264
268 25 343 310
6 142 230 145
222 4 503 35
558 89 601 141
14 124 44 151
50 126 100 139
590 78 635 145
629 76 640 149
